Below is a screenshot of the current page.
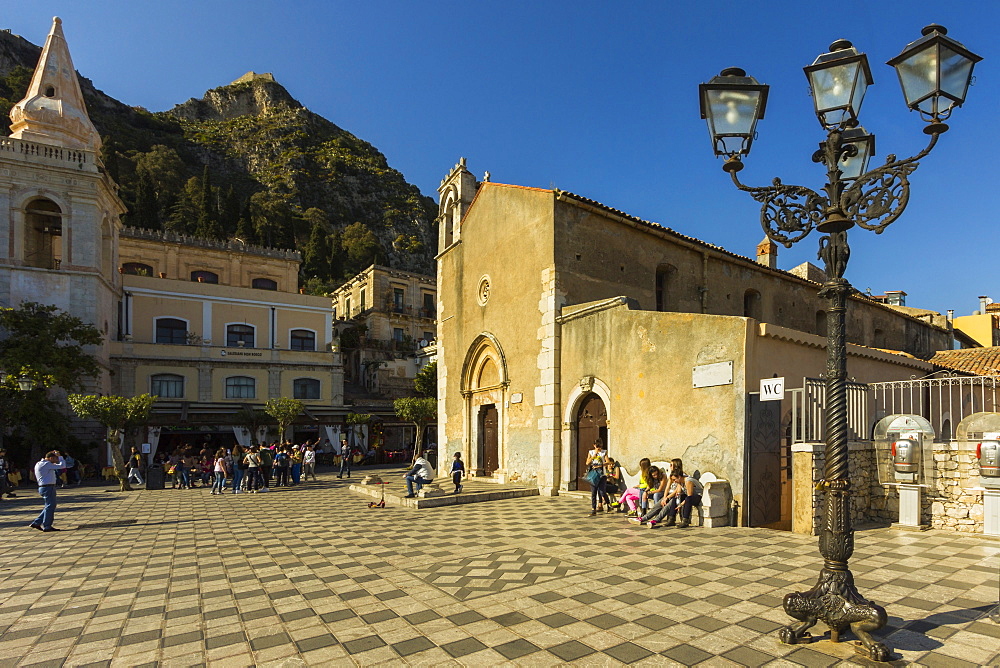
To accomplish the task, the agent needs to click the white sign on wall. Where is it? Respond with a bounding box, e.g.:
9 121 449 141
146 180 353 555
760 377 785 401
692 361 733 388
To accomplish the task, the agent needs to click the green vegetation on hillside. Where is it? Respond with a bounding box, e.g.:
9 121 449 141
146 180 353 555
0 36 437 292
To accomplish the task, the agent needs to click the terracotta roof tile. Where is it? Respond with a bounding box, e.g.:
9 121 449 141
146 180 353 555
930 347 1000 376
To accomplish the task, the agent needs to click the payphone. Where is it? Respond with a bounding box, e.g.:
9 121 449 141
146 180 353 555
976 439 999 480
873 414 934 529
956 414 1000 536
891 436 920 477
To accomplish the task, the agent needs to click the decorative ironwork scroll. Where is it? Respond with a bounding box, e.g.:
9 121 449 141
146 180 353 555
729 173 826 248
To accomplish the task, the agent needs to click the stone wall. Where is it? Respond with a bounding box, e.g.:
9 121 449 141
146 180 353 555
793 440 986 535
794 441 889 535
928 443 985 533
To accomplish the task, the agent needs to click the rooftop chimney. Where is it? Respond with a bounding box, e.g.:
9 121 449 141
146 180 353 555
756 237 777 269
885 290 907 307
979 295 992 313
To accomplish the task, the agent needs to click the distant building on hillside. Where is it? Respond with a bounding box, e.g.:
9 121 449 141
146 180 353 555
330 264 436 399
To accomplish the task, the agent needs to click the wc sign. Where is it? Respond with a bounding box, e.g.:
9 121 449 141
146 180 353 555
760 377 785 401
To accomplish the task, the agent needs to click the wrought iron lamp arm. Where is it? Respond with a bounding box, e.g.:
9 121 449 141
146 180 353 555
839 130 942 234
727 163 827 248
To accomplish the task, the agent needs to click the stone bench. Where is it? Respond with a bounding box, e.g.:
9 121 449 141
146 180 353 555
618 463 732 528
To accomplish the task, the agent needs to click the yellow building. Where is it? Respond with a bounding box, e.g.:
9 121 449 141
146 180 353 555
112 228 342 452
952 298 1000 348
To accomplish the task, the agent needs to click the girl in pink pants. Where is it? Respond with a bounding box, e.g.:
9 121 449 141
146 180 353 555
617 487 641 512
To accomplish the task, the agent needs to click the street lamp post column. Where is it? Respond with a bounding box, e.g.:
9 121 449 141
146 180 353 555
699 25 981 662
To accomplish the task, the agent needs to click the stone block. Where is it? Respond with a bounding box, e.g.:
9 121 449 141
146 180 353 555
946 507 969 519
418 483 445 498
701 480 731 528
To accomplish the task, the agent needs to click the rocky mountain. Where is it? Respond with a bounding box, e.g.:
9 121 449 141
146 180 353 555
0 30 437 286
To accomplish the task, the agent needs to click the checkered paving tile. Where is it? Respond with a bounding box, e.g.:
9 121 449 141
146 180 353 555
0 465 997 667
407 547 585 600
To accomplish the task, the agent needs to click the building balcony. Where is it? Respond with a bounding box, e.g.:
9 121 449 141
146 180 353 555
0 136 99 173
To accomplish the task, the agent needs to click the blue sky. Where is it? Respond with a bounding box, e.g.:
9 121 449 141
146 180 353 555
7 1 997 317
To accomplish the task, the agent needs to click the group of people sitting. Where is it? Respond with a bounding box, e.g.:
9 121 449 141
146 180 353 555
584 443 703 528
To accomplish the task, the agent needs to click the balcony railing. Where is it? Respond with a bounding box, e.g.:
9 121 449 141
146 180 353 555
0 136 96 171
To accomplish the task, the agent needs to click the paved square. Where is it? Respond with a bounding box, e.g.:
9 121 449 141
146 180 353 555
408 547 586 600
0 469 997 666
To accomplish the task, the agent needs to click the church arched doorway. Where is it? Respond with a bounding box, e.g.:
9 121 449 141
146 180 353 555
480 404 498 474
461 334 508 477
575 393 607 489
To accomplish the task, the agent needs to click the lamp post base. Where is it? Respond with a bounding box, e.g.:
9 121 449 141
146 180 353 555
779 568 889 661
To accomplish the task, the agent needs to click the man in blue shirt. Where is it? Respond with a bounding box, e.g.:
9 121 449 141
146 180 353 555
31 451 66 532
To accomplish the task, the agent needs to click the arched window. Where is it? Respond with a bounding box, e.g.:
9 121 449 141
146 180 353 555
24 198 62 269
743 289 762 321
226 324 255 348
252 277 277 290
122 262 154 276
155 317 188 344
816 311 828 337
873 328 885 348
225 376 256 399
150 373 184 398
442 192 456 248
290 329 316 351
293 378 321 400
191 270 219 284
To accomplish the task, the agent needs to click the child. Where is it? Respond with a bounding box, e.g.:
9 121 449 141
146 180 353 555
200 456 213 487
451 452 465 493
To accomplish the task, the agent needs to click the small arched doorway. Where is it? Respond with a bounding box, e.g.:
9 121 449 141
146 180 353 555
575 393 607 489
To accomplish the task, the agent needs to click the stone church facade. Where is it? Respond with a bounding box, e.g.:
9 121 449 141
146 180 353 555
435 159 951 524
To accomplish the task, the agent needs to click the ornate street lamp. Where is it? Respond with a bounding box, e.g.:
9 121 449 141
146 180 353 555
0 369 36 392
699 68 769 161
700 26 980 662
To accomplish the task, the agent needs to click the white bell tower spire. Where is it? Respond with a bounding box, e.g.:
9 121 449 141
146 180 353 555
8 16 101 151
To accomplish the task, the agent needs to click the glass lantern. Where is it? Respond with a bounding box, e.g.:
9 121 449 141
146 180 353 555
804 39 873 129
699 68 769 158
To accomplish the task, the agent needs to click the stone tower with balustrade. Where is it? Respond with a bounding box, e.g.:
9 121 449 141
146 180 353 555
0 17 125 393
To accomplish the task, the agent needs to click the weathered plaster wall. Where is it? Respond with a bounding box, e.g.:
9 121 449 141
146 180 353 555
559 303 750 503
437 185 554 480
551 196 951 359
748 323 934 387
